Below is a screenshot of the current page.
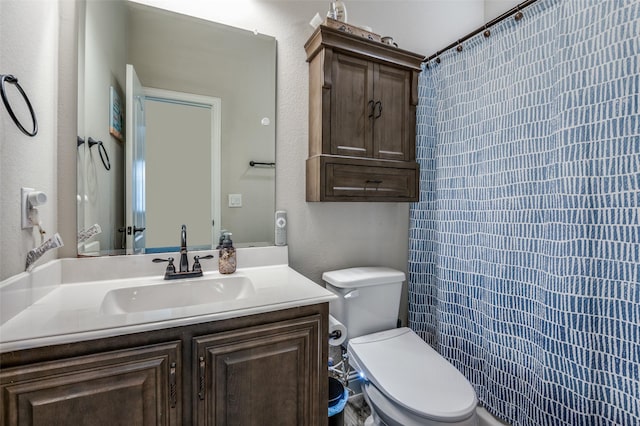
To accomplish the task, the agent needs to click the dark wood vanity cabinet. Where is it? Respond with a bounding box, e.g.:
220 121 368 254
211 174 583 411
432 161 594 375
0 342 181 426
0 305 328 426
305 25 424 202
193 316 322 425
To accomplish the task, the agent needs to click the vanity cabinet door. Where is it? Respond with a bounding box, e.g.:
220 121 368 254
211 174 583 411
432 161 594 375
0 342 181 426
193 314 323 426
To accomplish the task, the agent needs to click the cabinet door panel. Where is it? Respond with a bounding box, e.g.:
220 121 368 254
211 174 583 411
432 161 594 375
0 342 180 426
194 315 322 426
331 53 374 157
374 64 412 161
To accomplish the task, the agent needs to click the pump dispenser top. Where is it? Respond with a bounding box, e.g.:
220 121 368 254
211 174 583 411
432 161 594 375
216 229 229 249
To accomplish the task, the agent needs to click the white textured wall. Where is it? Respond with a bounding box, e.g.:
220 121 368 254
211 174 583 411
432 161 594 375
0 0 60 279
485 0 521 21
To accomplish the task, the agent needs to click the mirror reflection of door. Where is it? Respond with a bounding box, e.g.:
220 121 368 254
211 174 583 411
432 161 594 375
125 65 221 253
143 89 221 252
126 65 221 253
125 64 146 254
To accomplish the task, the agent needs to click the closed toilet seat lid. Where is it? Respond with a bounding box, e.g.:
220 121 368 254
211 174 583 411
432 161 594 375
348 328 477 422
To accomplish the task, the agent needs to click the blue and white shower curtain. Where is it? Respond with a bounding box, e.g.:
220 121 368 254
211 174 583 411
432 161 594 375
408 1 639 425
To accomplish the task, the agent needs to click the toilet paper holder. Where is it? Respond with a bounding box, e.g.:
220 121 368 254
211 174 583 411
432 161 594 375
328 314 347 347
329 329 342 340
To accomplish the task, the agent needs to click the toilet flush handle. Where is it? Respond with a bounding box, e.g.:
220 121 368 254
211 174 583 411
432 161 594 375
344 289 360 299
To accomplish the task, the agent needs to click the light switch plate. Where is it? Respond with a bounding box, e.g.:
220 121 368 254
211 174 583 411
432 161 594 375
228 193 242 208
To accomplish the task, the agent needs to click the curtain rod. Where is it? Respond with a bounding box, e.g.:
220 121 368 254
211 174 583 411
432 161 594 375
423 0 540 64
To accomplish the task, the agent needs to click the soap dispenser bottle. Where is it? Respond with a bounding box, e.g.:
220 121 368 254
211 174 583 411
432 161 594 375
218 232 236 274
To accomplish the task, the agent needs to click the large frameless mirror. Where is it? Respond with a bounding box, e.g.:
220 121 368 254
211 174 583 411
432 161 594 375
76 0 277 256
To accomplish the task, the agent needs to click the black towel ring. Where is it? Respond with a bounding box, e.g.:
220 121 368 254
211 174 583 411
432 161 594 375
0 74 38 137
88 137 111 171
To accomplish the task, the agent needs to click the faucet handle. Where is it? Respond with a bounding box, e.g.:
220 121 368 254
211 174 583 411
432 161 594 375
192 255 214 272
153 257 176 275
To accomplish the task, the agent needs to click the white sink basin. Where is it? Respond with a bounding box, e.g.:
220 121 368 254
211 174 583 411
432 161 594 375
100 275 255 314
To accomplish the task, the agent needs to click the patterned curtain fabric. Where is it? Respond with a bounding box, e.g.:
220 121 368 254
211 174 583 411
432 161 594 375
408 1 639 424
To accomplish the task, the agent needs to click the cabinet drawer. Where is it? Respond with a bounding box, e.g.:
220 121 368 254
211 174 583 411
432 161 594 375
322 161 418 201
306 156 419 201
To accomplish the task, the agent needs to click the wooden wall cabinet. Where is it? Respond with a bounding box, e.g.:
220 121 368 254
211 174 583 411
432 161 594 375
0 305 327 426
305 25 424 202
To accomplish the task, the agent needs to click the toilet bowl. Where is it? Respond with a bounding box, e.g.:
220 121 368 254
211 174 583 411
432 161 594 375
348 328 477 426
323 267 478 426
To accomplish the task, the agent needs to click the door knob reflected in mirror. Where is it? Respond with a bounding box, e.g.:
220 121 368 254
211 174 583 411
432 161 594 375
122 226 146 235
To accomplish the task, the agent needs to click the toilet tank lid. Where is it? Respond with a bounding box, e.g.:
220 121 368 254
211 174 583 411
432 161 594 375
322 267 405 288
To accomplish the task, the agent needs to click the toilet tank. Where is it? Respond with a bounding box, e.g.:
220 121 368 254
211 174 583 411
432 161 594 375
323 267 405 341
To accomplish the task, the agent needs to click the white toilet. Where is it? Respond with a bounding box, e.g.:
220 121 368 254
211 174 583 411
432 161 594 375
323 267 478 426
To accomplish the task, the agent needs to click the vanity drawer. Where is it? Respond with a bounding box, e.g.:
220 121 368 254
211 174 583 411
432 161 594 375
307 156 419 201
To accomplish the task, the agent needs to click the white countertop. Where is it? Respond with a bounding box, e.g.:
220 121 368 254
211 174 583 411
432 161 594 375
0 247 337 353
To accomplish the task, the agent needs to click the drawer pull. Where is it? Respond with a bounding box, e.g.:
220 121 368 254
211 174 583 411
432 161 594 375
365 179 383 191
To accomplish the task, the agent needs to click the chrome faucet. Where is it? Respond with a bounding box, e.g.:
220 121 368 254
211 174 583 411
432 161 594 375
180 224 189 272
153 224 213 280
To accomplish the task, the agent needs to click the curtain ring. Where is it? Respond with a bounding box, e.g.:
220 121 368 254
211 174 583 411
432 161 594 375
514 7 524 21
483 25 491 38
0 74 38 137
456 42 463 52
